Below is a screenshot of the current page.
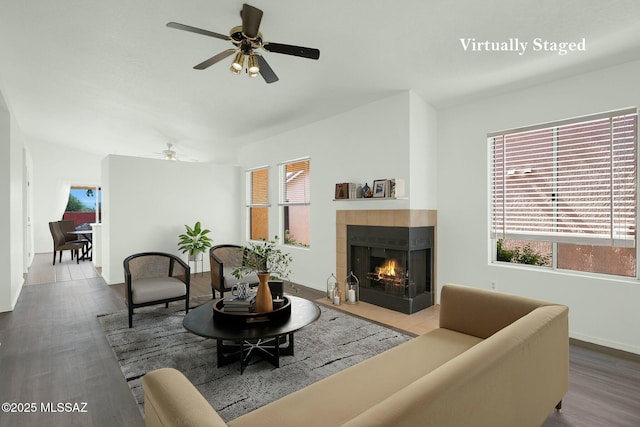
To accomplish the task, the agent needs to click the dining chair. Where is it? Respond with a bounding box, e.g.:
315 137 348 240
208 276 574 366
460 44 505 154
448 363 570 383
59 220 78 242
58 219 90 256
48 221 85 265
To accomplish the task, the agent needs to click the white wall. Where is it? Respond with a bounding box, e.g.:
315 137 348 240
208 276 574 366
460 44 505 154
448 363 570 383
23 146 34 269
27 138 102 253
10 117 25 305
437 60 640 354
0 91 12 311
101 155 240 285
237 91 437 291
0 91 26 312
409 91 438 209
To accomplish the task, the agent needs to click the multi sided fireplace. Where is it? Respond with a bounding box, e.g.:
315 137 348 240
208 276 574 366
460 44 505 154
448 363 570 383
347 225 434 314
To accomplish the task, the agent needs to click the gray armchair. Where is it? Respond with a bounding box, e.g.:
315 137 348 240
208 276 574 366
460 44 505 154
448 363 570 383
124 252 190 328
209 244 259 298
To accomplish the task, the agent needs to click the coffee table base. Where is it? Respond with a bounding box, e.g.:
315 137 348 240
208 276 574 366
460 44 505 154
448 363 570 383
217 333 295 374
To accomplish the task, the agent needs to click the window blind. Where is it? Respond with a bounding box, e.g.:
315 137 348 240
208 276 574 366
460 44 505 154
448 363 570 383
279 158 310 206
490 108 637 247
246 167 269 207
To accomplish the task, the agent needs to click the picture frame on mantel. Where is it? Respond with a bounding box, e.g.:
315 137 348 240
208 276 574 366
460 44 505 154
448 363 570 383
335 183 350 199
372 179 388 198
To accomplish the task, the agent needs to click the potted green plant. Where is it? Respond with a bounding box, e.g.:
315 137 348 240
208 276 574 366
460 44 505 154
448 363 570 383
232 236 293 313
177 221 213 262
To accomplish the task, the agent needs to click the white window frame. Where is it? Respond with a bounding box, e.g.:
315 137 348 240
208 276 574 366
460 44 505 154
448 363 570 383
489 108 638 277
278 157 311 247
245 166 270 241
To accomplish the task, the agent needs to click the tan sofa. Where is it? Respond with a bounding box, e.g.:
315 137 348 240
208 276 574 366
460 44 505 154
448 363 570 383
142 284 569 427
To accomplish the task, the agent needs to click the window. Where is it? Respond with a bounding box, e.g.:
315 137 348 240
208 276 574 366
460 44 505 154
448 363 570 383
246 167 269 241
490 108 637 277
64 186 101 225
279 158 310 247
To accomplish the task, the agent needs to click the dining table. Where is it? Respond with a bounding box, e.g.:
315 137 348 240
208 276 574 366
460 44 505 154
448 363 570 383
67 229 93 261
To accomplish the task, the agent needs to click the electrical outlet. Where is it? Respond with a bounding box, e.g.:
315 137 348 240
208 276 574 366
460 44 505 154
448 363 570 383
490 281 496 290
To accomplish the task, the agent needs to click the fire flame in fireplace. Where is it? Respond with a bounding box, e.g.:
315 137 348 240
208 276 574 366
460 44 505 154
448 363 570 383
376 259 399 278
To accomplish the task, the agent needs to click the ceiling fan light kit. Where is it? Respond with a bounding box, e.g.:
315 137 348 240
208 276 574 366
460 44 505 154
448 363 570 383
167 3 320 84
247 54 259 77
231 51 245 72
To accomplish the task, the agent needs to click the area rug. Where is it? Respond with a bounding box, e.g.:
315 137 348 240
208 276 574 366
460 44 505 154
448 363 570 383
98 301 411 422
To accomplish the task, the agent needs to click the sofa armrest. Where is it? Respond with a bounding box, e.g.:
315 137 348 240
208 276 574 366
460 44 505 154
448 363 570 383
439 284 552 338
142 368 228 427
344 305 569 427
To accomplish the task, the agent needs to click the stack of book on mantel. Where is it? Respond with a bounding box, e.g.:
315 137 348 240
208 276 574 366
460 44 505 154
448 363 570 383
222 294 256 313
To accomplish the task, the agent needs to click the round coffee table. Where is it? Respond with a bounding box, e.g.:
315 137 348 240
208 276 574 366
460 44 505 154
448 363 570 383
183 295 320 374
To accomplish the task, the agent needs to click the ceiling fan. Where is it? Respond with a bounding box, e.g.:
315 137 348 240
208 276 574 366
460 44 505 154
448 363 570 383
157 143 178 161
150 143 198 162
167 3 320 83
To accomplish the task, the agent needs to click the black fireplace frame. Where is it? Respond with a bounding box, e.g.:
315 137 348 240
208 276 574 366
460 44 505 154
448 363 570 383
347 225 434 314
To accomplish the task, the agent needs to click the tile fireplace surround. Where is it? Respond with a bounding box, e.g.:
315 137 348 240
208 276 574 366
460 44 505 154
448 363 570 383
336 209 437 299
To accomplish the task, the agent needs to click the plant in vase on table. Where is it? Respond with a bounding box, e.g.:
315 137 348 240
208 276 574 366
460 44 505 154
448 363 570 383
232 236 293 313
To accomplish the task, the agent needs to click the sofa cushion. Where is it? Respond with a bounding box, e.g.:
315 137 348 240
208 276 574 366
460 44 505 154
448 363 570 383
131 277 186 304
228 328 483 427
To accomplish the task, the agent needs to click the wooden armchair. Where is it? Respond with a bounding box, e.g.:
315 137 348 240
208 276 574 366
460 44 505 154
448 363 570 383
123 252 190 328
209 244 259 298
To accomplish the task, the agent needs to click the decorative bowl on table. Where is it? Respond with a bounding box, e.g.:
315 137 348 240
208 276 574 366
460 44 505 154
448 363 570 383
212 296 292 327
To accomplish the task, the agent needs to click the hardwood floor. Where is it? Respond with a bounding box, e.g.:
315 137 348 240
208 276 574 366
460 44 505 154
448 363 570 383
543 342 640 427
1 254 639 427
0 276 143 427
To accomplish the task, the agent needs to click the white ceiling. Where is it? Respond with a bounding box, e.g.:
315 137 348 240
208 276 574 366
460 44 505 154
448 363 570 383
2 0 640 163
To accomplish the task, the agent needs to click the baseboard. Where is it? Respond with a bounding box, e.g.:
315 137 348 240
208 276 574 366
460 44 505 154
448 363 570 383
570 338 640 362
0 282 22 313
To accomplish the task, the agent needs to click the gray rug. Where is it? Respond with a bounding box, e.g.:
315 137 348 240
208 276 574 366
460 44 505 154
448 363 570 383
98 300 411 422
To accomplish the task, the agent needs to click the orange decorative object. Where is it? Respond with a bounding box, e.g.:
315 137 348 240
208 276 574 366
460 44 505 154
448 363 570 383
255 273 274 313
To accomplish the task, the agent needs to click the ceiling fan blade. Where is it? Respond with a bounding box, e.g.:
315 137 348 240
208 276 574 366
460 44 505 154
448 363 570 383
241 4 263 38
256 55 279 84
194 49 236 70
263 42 320 60
166 22 230 41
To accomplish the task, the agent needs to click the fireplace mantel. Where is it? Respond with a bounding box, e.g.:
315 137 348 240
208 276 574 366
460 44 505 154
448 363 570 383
336 209 437 306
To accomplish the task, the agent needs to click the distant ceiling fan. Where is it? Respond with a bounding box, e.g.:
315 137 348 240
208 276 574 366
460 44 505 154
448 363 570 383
167 3 320 83
158 143 178 161
150 143 198 162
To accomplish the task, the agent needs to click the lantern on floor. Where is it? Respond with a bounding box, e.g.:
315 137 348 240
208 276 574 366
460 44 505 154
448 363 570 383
332 288 341 305
327 273 338 300
345 271 359 304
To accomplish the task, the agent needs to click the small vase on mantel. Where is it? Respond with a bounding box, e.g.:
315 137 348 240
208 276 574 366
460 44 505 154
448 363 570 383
255 273 274 313
361 183 371 198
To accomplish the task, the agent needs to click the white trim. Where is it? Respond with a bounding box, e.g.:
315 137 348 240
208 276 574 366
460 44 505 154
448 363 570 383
277 156 310 166
246 164 270 172
491 231 635 248
487 107 638 137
